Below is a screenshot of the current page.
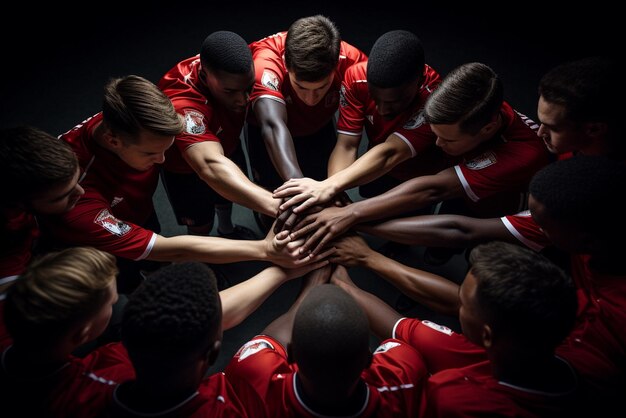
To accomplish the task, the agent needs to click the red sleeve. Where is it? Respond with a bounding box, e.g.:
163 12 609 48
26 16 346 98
393 318 487 373
43 191 156 260
249 33 288 106
337 62 368 136
79 342 134 382
501 210 550 251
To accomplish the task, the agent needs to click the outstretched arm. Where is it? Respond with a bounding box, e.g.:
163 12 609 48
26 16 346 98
330 265 402 340
220 261 329 330
357 215 517 247
330 234 461 316
254 98 303 181
274 135 413 213
184 141 279 216
261 265 332 348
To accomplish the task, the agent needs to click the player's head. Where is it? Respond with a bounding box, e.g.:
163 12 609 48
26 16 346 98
290 284 372 405
200 31 254 113
121 262 222 385
367 30 426 120
461 241 577 355
425 62 503 156
4 247 118 348
529 155 626 254
537 57 619 155
285 15 341 106
101 75 183 171
0 126 83 214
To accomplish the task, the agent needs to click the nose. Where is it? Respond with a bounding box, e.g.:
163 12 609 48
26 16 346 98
301 90 320 106
235 91 249 107
155 153 166 164
74 184 85 198
376 103 392 118
435 136 444 147
537 124 548 138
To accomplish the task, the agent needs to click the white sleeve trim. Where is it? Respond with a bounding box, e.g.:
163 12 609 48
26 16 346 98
0 275 19 287
391 132 417 157
136 232 157 260
392 317 408 339
500 217 546 251
454 165 480 202
252 95 286 108
336 129 361 136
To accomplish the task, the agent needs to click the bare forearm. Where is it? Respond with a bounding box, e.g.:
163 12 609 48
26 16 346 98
328 139 359 176
220 266 287 330
150 235 268 263
364 251 460 316
261 124 303 180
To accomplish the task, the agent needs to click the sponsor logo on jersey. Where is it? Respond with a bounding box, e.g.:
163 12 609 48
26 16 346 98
110 197 124 207
465 151 497 170
236 338 274 361
184 110 206 135
403 110 426 130
94 209 131 236
422 320 453 336
374 341 401 354
339 85 347 107
261 69 280 91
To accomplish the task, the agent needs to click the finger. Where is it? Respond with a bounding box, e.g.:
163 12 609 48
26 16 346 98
274 209 292 233
281 210 300 232
272 180 298 194
274 230 292 246
290 222 317 241
300 228 328 254
278 194 308 211
291 198 317 214
310 232 336 256
312 246 337 260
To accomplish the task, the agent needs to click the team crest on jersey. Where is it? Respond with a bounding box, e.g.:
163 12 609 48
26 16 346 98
261 69 280 91
236 338 274 361
339 85 348 107
184 110 206 135
94 209 131 237
465 151 497 170
403 110 426 130
374 341 401 354
422 320 453 336
110 197 124 207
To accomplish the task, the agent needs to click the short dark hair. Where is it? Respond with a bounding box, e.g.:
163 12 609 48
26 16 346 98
292 284 370 386
367 30 425 88
122 262 220 369
200 30 253 74
102 75 183 142
539 56 616 126
0 126 78 204
425 62 503 134
285 15 341 82
469 241 577 349
529 155 626 238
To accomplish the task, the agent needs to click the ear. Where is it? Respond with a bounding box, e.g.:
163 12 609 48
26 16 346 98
206 340 221 367
101 127 123 149
479 116 500 137
71 323 93 346
584 121 608 139
481 324 493 349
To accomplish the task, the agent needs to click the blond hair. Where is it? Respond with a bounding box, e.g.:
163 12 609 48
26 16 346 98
5 247 117 341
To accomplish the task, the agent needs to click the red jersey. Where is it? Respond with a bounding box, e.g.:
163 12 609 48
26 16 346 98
107 372 266 418
453 103 550 213
225 335 426 417
248 32 367 136
337 62 442 180
501 210 550 251
1 208 37 288
1 342 133 418
393 318 487 374
159 55 246 174
40 114 157 260
423 359 581 417
556 254 626 401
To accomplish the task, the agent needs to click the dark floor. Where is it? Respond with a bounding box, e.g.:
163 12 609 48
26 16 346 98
1 3 618 372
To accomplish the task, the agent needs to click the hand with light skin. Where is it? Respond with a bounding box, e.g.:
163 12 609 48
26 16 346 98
273 177 338 214
264 221 336 267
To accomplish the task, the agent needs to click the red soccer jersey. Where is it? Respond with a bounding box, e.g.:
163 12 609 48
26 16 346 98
1 208 37 288
501 210 551 251
159 55 247 174
248 32 367 137
423 359 581 417
453 103 550 213
1 342 133 418
107 371 266 418
393 318 487 374
336 62 443 180
225 335 426 417
556 254 626 401
40 114 157 260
